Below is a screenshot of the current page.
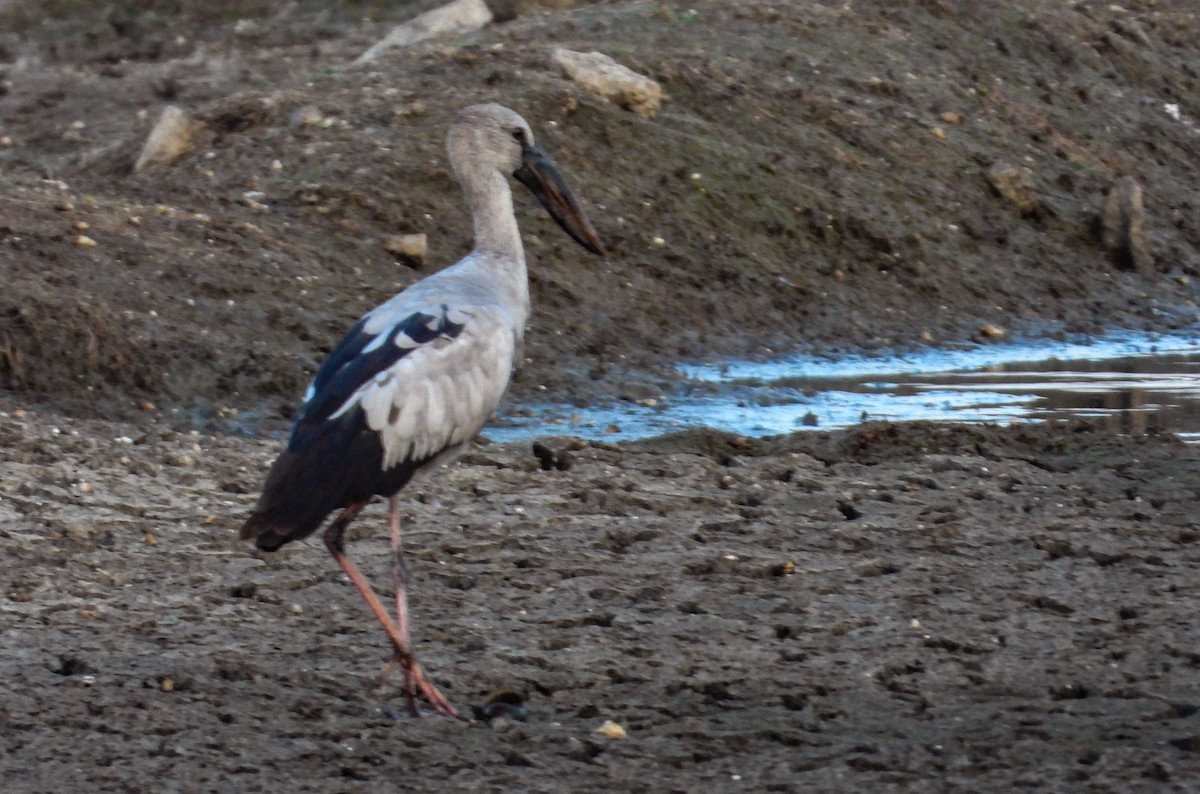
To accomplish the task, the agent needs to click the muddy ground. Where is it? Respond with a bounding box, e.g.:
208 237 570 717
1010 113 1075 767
2 0 1200 791
2 412 1199 791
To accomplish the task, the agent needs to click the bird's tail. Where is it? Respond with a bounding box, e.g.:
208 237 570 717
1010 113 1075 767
239 449 338 552
239 511 299 553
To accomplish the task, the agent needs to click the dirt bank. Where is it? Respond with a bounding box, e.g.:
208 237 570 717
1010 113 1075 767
1 0 1199 424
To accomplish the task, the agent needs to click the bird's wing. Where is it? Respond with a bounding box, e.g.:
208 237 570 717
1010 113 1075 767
292 301 517 470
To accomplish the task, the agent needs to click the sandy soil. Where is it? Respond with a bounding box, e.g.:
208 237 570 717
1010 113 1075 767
2 1 1200 791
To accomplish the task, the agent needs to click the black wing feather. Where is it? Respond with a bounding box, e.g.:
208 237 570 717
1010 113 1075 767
242 303 469 550
291 306 465 445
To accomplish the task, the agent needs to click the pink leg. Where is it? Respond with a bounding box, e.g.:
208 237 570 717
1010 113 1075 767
322 502 464 721
388 496 412 650
387 495 419 715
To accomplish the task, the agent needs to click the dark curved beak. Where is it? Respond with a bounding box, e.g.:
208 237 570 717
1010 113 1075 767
514 145 605 256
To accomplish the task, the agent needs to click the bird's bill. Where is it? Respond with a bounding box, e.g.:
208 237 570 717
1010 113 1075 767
514 146 605 256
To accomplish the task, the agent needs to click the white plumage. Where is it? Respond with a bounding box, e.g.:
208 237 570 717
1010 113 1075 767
328 297 516 469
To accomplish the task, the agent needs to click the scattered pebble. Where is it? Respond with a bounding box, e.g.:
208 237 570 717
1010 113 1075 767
290 105 323 127
1101 175 1153 272
134 105 198 173
384 233 427 267
986 162 1040 216
595 719 627 739
354 0 492 65
75 235 97 248
552 48 664 117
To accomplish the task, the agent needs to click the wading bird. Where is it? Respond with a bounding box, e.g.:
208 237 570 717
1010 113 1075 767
240 104 604 719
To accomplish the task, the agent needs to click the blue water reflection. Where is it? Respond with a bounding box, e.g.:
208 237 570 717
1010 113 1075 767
488 329 1200 442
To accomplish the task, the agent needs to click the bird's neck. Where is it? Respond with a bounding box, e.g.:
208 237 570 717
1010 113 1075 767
462 167 526 265
458 165 530 324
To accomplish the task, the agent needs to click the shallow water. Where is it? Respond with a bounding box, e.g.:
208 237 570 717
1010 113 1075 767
489 329 1200 442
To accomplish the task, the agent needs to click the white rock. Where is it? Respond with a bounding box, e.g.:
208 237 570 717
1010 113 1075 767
353 0 493 65
134 106 197 173
552 48 663 117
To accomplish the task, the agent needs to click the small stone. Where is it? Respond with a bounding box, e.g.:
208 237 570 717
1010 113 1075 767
62 518 98 540
290 105 324 128
552 48 663 117
941 111 964 124
384 233 427 267
979 324 1006 339
1101 176 1153 272
134 106 198 173
270 159 283 172
392 102 428 121
986 162 1040 216
75 235 97 248
594 719 627 739
931 126 946 139
354 0 493 65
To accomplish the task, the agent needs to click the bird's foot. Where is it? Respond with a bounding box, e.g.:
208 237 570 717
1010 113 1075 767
381 653 469 722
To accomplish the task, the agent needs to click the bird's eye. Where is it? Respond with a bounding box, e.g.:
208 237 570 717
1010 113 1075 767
511 128 527 144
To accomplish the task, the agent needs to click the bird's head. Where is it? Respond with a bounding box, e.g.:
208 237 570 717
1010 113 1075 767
449 103 604 256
